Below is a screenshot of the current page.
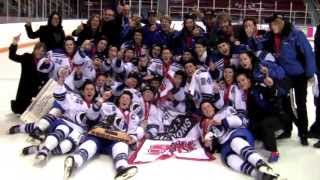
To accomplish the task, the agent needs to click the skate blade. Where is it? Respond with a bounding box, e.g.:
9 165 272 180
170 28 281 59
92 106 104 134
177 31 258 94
26 137 42 145
64 157 75 180
258 166 278 177
33 154 47 167
115 167 138 180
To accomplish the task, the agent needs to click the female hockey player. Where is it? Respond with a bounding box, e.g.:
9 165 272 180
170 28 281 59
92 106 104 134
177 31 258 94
32 68 96 165
37 36 77 80
236 71 289 162
200 101 283 180
63 91 140 180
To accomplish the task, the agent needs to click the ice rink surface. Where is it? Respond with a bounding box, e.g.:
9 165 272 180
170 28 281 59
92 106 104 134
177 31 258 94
0 47 320 180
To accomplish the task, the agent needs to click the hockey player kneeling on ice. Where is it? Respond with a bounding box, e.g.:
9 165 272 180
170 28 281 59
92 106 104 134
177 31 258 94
64 91 139 180
200 101 284 180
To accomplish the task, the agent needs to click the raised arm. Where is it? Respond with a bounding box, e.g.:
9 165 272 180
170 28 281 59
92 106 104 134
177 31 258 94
8 34 25 63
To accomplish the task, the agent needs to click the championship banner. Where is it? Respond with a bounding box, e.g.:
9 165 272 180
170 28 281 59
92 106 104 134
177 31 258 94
129 139 215 164
20 79 57 123
155 113 201 141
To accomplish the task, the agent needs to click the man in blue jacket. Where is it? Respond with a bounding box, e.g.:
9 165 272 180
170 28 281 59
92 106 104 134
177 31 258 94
263 13 317 146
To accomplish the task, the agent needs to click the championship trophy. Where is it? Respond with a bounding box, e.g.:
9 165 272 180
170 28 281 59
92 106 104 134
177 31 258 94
88 114 131 143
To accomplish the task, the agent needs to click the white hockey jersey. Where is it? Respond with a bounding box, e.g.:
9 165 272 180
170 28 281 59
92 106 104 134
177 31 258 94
220 84 247 113
159 87 186 113
37 49 73 80
147 58 182 78
53 84 92 132
186 69 223 109
86 101 142 142
141 101 162 138
202 106 249 144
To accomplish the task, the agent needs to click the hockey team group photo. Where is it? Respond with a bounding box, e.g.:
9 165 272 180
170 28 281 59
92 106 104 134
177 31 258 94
1 0 320 180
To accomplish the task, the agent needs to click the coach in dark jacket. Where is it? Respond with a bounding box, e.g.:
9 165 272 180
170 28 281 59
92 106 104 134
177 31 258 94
263 13 317 146
9 35 48 114
25 12 65 50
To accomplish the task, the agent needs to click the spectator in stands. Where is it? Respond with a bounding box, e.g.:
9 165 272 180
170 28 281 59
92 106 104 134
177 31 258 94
263 13 317 146
72 14 103 46
9 35 48 114
25 12 65 50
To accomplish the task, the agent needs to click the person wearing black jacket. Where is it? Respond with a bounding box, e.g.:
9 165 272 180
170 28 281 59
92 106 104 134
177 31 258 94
72 14 103 46
237 71 289 162
9 35 48 114
25 12 65 50
101 8 122 47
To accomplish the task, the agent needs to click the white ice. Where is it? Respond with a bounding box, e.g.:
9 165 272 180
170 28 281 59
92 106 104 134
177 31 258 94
0 47 319 180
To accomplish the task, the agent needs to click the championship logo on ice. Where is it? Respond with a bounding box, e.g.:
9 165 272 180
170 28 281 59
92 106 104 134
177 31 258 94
148 141 196 155
129 139 215 164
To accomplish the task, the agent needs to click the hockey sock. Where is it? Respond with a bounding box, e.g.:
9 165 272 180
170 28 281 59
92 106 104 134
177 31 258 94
113 142 129 169
230 137 263 167
73 140 98 168
226 154 257 176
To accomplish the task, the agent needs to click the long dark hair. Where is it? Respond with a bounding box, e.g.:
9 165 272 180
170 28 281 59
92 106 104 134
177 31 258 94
47 12 62 28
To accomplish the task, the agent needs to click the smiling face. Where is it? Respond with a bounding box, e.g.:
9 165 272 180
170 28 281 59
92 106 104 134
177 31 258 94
201 102 215 118
217 42 230 56
124 49 134 61
244 20 257 37
160 18 171 32
161 49 172 64
133 32 143 44
223 67 235 85
239 53 253 70
182 51 193 62
34 46 46 59
143 90 154 102
83 84 96 102
95 75 107 88
97 39 108 52
103 9 115 22
236 74 252 91
90 16 101 29
108 46 118 58
64 40 76 56
119 94 132 110
184 62 197 77
151 46 161 58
